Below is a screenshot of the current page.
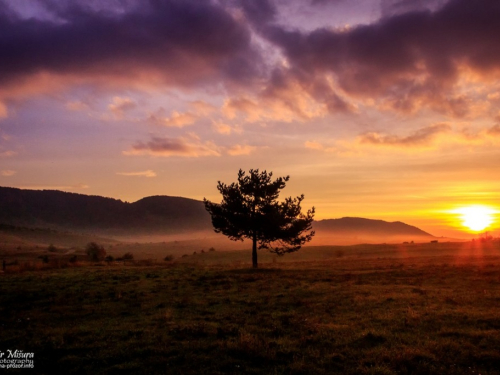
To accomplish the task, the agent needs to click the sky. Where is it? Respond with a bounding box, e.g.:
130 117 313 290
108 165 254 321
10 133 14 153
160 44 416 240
1 0 500 238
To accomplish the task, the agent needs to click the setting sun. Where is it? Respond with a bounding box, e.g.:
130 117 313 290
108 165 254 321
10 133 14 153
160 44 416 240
453 206 496 232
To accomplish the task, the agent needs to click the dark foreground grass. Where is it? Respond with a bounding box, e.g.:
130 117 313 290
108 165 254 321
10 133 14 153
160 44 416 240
1 256 500 374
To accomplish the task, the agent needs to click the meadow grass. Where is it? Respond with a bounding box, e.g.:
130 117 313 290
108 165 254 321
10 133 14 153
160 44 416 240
1 245 500 374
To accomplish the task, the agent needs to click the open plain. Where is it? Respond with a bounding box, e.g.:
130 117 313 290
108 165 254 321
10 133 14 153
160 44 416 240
1 238 500 374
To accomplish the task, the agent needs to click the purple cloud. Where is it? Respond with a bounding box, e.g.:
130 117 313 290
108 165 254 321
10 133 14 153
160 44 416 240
2 0 500 121
261 0 500 116
125 136 221 157
0 0 264 92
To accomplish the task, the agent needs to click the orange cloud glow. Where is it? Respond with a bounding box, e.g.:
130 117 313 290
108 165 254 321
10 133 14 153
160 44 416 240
116 170 157 178
1 170 16 177
304 141 324 150
359 123 452 148
212 121 242 135
148 111 198 128
226 144 256 156
0 102 7 118
108 97 137 118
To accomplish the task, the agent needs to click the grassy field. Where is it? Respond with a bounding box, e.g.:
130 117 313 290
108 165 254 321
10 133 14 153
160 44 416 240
1 240 500 374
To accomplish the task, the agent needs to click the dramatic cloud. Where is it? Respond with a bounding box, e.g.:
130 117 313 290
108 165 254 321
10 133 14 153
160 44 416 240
125 135 221 158
359 123 451 147
116 170 157 178
2 0 497 122
263 0 500 116
0 0 264 102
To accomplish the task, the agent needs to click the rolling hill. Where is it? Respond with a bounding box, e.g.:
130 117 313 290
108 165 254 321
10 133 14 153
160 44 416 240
0 186 210 234
0 186 435 243
312 217 435 244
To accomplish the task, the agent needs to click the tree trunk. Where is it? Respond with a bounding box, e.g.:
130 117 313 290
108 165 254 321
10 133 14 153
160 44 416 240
252 231 258 268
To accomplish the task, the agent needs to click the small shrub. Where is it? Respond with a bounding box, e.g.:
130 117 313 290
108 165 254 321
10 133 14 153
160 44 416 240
105 255 114 263
69 255 78 263
122 252 134 260
47 244 57 252
86 242 106 262
208 247 216 252
164 255 174 261
38 255 49 263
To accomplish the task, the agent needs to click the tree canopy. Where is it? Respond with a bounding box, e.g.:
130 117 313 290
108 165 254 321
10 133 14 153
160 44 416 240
204 169 315 268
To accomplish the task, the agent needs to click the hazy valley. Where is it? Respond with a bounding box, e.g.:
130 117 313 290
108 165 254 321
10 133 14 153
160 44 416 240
0 186 438 252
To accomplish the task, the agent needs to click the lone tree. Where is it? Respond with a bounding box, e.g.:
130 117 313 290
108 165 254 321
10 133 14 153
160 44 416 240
204 169 315 268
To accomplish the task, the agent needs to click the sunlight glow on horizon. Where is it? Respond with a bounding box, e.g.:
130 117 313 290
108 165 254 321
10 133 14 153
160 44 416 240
451 206 498 232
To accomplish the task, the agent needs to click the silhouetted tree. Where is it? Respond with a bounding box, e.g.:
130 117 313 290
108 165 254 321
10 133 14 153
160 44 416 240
204 169 315 268
85 242 106 262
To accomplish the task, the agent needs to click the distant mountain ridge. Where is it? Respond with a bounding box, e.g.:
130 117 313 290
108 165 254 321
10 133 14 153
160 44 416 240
312 217 434 243
0 186 435 241
313 217 432 237
0 186 210 234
